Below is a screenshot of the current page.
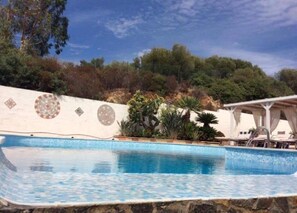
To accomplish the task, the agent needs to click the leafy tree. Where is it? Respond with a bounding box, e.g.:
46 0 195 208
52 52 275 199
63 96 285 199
38 70 67 94
0 5 14 49
204 56 236 78
233 59 253 70
191 73 214 88
171 44 195 81
100 62 134 90
150 74 166 94
63 63 103 100
216 57 236 78
3 0 69 56
208 79 244 103
230 68 293 101
193 57 207 73
132 57 141 70
122 70 141 93
141 47 172 75
276 69 297 94
267 76 293 97
0 47 39 89
80 57 104 69
230 68 267 100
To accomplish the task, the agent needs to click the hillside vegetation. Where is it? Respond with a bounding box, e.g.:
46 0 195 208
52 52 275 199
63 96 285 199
1 43 296 108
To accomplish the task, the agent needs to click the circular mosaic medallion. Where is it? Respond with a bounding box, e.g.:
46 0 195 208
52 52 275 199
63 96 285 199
34 94 60 119
97 104 115 126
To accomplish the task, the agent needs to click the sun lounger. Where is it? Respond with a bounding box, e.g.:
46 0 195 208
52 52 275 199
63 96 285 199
215 131 251 146
246 127 271 147
270 131 297 149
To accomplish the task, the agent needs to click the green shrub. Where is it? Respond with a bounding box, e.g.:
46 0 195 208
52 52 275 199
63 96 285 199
160 107 183 139
179 121 201 141
199 126 217 141
127 91 163 137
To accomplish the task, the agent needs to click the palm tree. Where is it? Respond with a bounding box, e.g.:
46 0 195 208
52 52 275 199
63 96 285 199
196 112 218 128
176 96 201 122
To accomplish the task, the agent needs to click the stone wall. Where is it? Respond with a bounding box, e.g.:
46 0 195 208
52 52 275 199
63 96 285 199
1 196 297 212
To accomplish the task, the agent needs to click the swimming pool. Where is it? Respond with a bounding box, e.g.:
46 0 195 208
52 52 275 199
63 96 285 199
1 135 297 206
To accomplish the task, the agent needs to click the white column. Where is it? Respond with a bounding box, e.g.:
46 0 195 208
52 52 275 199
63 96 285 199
261 102 274 133
228 107 236 138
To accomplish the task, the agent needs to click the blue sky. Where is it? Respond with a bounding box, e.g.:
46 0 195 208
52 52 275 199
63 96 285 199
59 0 297 75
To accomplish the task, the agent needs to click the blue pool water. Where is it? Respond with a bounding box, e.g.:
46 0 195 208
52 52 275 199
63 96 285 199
1 135 297 205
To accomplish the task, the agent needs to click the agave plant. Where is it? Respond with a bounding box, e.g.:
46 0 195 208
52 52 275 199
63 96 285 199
196 112 218 128
117 120 132 136
160 107 183 139
179 121 201 141
176 96 201 122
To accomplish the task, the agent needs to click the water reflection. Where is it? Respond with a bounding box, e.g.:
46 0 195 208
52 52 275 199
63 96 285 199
7 146 293 175
0 147 17 172
92 162 112 173
225 159 296 175
30 161 53 172
117 151 224 174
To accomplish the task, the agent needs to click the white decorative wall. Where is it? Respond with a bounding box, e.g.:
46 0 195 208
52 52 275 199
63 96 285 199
0 85 292 139
0 85 128 139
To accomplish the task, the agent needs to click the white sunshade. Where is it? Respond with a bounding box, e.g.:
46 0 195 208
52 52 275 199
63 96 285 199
224 95 297 111
223 95 297 136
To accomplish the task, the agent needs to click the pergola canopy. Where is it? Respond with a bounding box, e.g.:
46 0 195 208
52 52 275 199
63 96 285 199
223 95 297 137
224 95 297 111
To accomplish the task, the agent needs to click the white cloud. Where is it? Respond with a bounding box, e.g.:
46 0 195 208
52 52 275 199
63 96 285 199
69 49 81 56
220 0 297 29
154 0 297 32
105 16 143 38
137 49 151 57
68 42 90 49
68 9 111 24
169 0 199 16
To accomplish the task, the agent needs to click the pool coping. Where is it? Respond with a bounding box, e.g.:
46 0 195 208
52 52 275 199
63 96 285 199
225 145 297 153
2 193 297 208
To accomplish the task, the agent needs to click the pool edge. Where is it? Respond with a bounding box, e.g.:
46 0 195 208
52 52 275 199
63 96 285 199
1 195 297 212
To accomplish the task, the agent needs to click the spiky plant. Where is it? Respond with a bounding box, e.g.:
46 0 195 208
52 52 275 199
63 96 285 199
160 108 183 139
176 96 201 122
196 112 218 128
117 120 132 136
